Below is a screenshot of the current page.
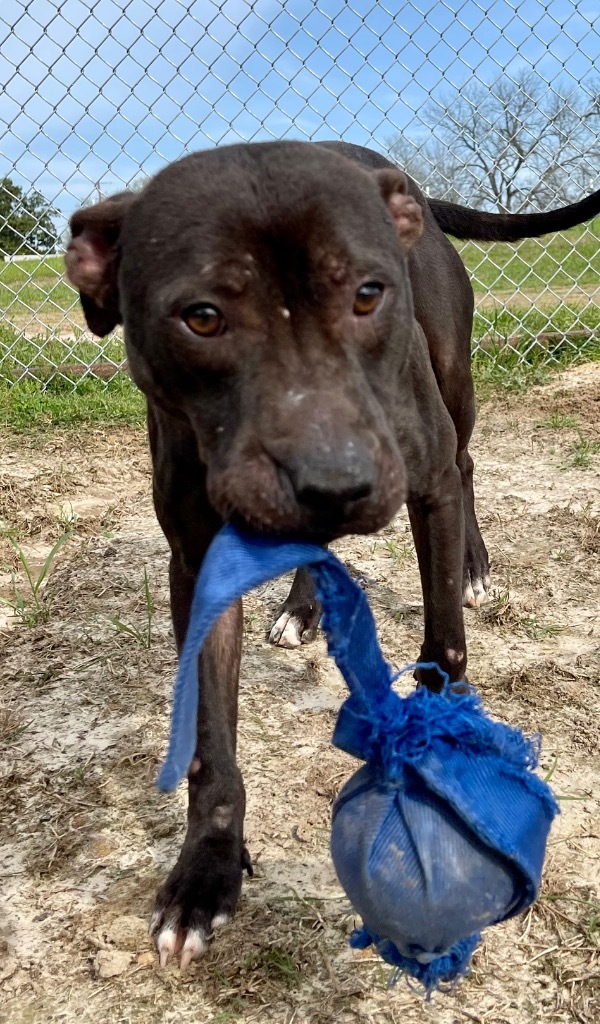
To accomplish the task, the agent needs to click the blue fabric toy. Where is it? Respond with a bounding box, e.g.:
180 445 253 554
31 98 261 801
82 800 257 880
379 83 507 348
157 524 558 994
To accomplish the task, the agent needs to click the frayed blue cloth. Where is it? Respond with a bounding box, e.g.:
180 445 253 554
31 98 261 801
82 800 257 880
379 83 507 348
157 524 558 994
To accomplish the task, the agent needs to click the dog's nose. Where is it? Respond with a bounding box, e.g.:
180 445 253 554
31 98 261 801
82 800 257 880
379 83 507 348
286 448 376 513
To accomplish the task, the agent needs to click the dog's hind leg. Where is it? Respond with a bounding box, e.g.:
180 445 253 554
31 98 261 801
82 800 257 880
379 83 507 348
269 565 321 648
431 345 490 607
410 231 490 608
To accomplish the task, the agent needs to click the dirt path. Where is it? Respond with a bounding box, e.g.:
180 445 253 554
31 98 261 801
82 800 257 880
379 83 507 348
1 364 599 1023
474 282 600 309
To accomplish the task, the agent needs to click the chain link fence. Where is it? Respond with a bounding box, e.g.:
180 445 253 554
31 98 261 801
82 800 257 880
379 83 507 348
1 0 599 388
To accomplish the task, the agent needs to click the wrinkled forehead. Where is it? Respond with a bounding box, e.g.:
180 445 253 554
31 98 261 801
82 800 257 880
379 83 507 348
122 151 399 282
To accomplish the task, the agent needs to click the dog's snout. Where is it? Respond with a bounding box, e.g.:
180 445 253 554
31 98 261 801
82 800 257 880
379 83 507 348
295 475 374 514
286 447 376 514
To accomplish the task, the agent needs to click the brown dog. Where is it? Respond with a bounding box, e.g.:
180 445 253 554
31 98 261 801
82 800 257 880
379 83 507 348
65 140 600 968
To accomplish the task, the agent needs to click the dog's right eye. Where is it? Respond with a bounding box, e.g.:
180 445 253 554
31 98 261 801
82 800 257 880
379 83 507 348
182 304 225 337
353 282 384 316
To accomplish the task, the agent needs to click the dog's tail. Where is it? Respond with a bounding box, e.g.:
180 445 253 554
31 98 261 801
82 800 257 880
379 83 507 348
429 190 600 242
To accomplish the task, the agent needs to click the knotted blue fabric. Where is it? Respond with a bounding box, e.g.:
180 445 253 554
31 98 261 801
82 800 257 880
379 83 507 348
157 524 558 994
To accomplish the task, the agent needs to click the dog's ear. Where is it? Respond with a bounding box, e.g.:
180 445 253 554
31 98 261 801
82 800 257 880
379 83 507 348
374 169 423 250
65 192 138 337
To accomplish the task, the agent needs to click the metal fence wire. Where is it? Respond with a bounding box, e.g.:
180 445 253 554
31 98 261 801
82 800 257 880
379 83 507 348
1 0 599 388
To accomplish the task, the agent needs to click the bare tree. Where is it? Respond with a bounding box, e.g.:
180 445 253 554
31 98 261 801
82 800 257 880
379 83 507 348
384 136 465 202
388 73 600 211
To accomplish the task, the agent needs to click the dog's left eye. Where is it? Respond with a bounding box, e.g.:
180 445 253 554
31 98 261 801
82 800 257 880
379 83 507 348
183 304 226 337
353 282 384 316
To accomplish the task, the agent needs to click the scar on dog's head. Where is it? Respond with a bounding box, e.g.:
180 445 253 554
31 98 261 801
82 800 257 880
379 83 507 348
65 151 422 340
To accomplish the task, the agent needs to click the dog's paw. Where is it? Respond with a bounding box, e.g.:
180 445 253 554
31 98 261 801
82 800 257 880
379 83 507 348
150 839 252 970
269 611 307 648
463 530 491 608
269 605 320 648
463 571 491 608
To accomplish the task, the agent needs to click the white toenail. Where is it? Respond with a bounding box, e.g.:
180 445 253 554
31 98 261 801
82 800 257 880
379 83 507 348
211 913 231 929
157 927 177 968
180 929 208 971
269 612 303 648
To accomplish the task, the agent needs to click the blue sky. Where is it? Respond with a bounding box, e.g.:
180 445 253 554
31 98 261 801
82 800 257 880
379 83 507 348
1 0 599 227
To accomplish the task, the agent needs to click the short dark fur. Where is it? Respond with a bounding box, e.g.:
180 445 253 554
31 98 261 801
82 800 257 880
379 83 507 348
65 140 600 964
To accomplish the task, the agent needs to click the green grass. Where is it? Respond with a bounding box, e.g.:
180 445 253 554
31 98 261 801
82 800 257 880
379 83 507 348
0 374 145 431
0 317 598 431
1 224 598 322
0 323 124 382
0 528 73 626
9 298 596 389
537 413 580 429
0 255 80 324
472 297 600 343
456 220 600 292
381 537 413 563
0 255 65 284
471 304 600 401
471 346 596 402
240 945 301 986
562 433 600 470
1 223 600 429
109 568 156 648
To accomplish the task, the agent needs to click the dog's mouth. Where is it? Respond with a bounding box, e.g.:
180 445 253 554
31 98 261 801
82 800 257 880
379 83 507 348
207 447 406 544
227 508 336 545
227 504 383 545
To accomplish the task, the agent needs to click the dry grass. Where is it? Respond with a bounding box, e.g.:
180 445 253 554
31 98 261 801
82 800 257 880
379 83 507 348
1 363 599 1023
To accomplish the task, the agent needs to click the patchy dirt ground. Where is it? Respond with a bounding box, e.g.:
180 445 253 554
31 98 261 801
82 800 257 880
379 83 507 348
1 363 599 1024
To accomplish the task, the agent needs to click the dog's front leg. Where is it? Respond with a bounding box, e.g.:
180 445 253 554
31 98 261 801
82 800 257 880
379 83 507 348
407 463 467 690
151 583 249 969
148 410 250 968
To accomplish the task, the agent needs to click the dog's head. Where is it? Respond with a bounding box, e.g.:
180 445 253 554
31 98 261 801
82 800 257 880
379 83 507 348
66 142 424 540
